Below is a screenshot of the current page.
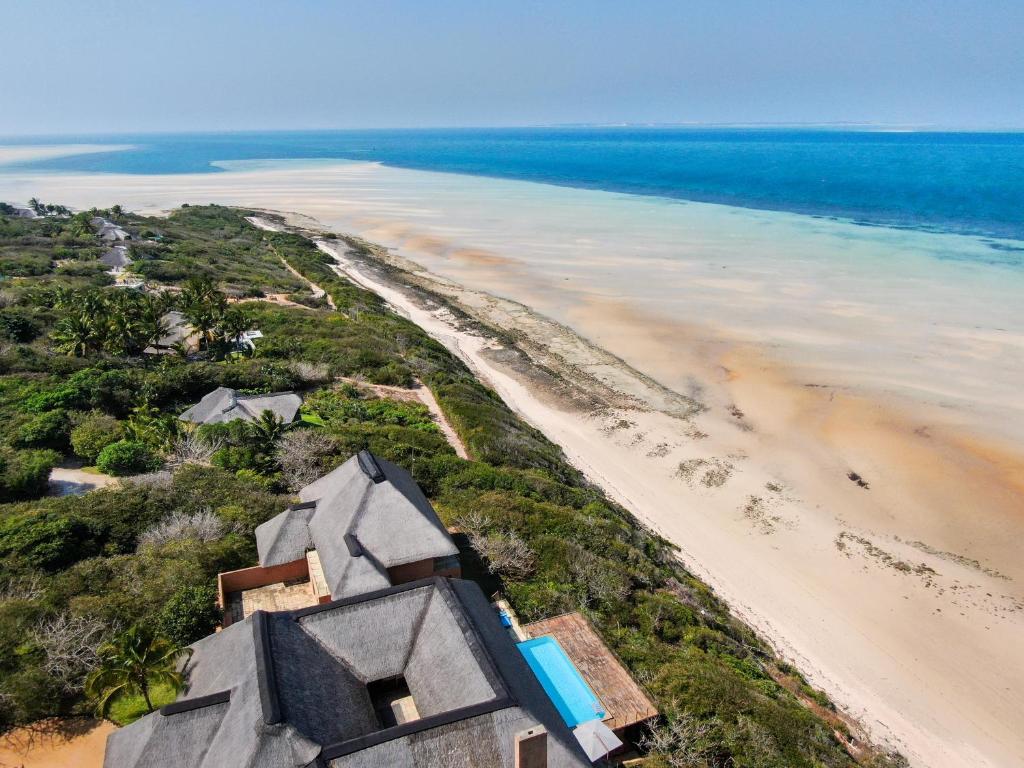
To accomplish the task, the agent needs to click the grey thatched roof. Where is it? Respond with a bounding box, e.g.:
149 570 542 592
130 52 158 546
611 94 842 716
179 387 302 425
92 216 130 241
103 578 590 768
158 311 190 346
255 452 459 599
255 502 315 567
100 245 131 269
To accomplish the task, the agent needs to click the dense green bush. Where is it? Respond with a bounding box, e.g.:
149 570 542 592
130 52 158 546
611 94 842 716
13 409 70 451
0 309 41 343
303 387 438 432
96 440 162 476
70 411 125 462
157 584 221 646
0 510 100 570
0 447 59 502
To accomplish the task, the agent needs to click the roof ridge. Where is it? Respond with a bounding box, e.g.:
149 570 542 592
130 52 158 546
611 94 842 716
433 579 512 702
397 586 436 672
290 613 369 684
290 577 435 620
236 390 297 400
251 612 282 725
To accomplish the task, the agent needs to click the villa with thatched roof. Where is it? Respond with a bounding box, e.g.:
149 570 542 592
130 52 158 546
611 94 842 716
102 577 592 768
91 216 131 242
100 245 131 273
218 451 461 625
179 387 302 426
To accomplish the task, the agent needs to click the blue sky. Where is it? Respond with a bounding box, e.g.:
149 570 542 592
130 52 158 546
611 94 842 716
2 0 1022 135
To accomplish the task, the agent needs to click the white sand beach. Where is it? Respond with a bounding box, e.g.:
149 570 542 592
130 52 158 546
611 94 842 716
2 153 1022 767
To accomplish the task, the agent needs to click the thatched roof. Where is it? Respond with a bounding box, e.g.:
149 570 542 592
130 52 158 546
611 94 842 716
102 579 590 767
178 387 302 425
100 245 131 269
255 452 459 599
92 216 130 241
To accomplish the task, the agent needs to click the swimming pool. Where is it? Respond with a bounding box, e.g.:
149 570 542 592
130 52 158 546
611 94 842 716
517 636 605 728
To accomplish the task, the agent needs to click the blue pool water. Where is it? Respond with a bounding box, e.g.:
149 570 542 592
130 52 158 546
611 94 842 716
2 128 1023 242
517 636 604 728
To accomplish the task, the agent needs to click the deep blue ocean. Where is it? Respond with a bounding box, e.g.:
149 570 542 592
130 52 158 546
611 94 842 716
4 128 1024 241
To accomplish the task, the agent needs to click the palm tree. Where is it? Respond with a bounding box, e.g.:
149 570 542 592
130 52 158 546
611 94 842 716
51 313 96 357
217 306 252 348
101 292 141 356
180 276 227 351
126 401 179 451
139 296 171 352
251 410 287 449
47 285 78 311
69 211 94 239
85 626 190 716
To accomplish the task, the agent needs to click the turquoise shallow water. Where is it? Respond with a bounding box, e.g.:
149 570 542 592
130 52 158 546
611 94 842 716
2 128 1024 246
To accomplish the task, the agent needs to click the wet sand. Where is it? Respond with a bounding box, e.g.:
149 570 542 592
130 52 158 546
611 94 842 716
2 154 1023 766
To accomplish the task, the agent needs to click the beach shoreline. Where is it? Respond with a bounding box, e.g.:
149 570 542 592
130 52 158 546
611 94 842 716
1 153 1022 766
264 220 1023 768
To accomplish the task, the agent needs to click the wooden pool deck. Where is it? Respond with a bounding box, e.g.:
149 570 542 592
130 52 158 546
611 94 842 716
522 611 658 732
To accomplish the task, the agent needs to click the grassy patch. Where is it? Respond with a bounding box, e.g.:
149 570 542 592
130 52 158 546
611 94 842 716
106 681 178 726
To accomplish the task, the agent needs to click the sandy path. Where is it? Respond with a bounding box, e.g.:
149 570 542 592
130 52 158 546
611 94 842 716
311 237 1024 768
48 467 117 496
413 381 471 460
245 215 336 309
0 719 112 768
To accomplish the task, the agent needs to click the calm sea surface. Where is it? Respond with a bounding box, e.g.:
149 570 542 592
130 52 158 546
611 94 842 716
3 128 1024 248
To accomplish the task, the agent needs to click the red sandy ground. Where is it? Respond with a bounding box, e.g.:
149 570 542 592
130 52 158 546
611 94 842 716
0 719 112 768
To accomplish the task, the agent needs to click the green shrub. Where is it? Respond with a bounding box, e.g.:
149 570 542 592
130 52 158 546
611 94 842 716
70 412 125 462
0 510 99 570
0 309 41 343
14 409 70 451
96 440 161 476
302 388 438 431
157 584 220 646
233 468 276 491
0 447 60 502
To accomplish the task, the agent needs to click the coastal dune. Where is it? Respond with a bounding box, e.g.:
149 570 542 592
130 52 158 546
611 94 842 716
1 155 1023 767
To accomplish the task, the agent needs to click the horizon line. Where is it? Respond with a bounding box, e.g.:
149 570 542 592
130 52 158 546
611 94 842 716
4 122 1024 142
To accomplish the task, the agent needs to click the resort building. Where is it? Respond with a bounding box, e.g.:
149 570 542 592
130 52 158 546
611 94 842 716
102 578 593 768
178 387 303 426
91 216 130 242
155 310 192 348
218 451 461 625
100 244 131 274
111 456 656 766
